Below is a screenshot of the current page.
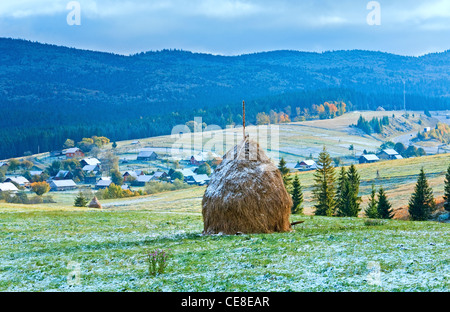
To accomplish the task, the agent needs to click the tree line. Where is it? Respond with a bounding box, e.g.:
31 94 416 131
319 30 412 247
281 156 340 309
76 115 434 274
278 147 449 221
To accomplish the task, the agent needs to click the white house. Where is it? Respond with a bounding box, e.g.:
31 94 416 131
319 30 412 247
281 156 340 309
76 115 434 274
297 160 318 171
186 174 210 186
0 182 19 193
4 176 30 187
49 180 77 191
96 177 112 189
378 149 402 160
359 154 380 164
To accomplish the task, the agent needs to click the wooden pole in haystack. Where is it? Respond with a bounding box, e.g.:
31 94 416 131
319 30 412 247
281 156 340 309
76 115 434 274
242 100 246 139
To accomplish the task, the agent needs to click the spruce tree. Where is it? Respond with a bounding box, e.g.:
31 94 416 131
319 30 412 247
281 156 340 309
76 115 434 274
313 146 336 216
444 164 450 212
346 164 361 217
335 167 349 217
74 191 88 207
291 174 303 214
408 168 435 221
336 165 361 217
365 183 379 218
278 157 291 190
377 187 393 219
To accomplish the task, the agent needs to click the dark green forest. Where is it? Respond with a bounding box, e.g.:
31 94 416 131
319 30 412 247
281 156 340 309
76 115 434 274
0 38 449 159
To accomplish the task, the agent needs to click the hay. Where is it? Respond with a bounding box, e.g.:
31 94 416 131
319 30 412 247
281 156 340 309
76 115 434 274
202 138 292 234
88 196 102 209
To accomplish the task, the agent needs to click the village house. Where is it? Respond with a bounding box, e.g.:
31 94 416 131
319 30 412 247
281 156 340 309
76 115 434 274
49 179 77 191
151 171 169 181
0 182 19 193
297 160 318 171
96 177 112 189
29 170 43 176
137 148 158 161
4 176 30 187
359 154 380 164
189 152 220 166
64 148 85 159
377 149 403 160
84 175 98 185
286 162 299 172
175 168 196 181
80 157 101 167
82 165 101 175
123 171 138 182
54 170 74 180
134 175 153 186
186 174 210 186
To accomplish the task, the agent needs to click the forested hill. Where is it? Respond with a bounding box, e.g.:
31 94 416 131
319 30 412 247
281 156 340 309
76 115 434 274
0 38 449 159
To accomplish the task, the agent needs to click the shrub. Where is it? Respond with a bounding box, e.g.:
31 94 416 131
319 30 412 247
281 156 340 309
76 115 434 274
147 249 171 276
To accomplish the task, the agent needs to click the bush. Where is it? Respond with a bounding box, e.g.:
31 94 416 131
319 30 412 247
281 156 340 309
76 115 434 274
147 249 171 276
144 179 192 195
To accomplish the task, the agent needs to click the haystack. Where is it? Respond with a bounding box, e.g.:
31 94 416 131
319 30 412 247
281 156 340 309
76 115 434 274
202 138 292 234
88 196 102 209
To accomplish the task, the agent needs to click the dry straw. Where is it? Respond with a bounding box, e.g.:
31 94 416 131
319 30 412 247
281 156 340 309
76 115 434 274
202 137 292 234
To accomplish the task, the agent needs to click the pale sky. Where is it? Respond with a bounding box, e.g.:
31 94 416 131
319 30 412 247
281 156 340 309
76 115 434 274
0 0 449 56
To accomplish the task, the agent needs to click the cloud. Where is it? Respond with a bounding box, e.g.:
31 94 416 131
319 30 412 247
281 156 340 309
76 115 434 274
0 0 448 56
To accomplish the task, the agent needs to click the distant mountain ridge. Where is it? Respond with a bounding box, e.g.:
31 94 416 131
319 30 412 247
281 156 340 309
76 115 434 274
0 38 449 159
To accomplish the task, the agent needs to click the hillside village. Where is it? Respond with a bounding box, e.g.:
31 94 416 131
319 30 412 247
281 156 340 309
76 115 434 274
0 110 448 210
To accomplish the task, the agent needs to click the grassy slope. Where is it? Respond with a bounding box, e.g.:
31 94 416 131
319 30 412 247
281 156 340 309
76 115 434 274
1 111 449 292
0 206 448 292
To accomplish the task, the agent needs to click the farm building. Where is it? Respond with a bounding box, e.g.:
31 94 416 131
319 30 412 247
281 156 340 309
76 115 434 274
137 148 158 161
80 157 101 167
152 171 168 180
82 165 100 174
49 180 77 191
29 170 43 176
297 160 318 171
96 178 112 189
64 148 84 158
84 176 98 184
378 149 403 160
4 176 30 187
190 152 220 166
175 168 196 180
286 162 299 172
0 182 19 193
359 154 380 164
54 170 74 180
134 175 153 186
187 174 210 186
123 171 138 182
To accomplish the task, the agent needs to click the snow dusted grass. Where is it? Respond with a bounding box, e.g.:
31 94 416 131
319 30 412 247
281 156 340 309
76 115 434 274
0 207 448 292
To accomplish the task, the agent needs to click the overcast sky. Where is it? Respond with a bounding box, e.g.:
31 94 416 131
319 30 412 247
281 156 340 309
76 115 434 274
0 0 449 56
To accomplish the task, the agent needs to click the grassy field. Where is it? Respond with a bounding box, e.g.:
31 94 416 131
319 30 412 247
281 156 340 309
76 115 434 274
0 204 448 292
1 111 449 292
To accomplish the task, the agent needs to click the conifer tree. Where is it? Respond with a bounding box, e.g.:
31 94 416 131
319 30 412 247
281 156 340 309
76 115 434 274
408 168 435 221
291 174 303 214
278 157 291 190
377 187 393 219
365 183 379 218
336 165 361 217
346 164 362 217
335 167 349 217
74 191 88 207
444 164 450 212
313 146 336 216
